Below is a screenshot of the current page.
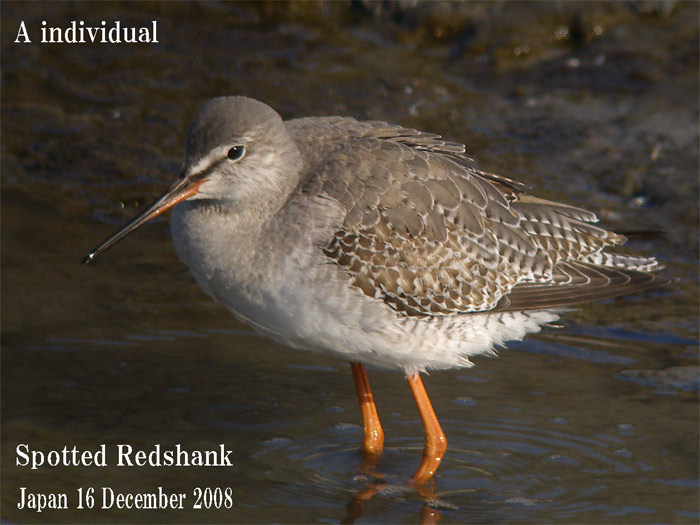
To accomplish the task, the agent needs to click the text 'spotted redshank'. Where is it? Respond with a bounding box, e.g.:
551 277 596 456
84 97 671 485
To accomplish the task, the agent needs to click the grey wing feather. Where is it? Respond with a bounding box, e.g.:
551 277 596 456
287 118 669 318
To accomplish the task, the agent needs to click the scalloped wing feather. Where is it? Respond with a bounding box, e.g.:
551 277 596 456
287 118 668 318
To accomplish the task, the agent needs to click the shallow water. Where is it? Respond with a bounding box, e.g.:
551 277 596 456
2 2 698 523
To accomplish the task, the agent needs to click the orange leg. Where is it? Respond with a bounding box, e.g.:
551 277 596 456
408 374 447 485
350 362 384 456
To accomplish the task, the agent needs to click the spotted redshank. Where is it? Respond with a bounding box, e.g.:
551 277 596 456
84 96 670 485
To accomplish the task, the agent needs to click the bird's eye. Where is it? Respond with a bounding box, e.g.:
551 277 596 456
227 145 245 161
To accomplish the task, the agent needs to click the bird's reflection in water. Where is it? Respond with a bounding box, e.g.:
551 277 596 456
341 453 443 524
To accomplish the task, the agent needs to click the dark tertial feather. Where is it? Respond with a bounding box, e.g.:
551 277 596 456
494 262 674 312
613 229 668 238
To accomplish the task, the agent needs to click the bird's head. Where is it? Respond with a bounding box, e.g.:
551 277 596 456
83 96 300 264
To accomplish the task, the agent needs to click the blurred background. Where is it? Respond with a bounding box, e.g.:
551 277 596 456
2 1 698 523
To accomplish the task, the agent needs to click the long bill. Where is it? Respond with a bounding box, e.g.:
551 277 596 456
82 177 206 265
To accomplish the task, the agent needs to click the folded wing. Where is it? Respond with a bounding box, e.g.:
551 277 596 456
287 118 670 317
